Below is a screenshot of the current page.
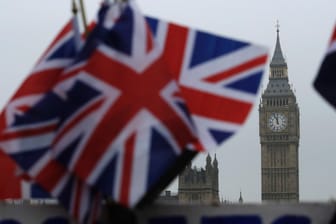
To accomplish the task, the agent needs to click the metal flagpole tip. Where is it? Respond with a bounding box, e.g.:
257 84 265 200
72 0 78 14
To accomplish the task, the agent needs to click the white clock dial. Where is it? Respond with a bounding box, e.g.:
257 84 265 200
268 112 287 132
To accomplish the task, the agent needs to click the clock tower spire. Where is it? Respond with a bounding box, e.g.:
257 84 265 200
269 23 288 79
259 24 300 202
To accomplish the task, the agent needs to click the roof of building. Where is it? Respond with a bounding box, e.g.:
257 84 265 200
264 79 293 97
270 24 287 67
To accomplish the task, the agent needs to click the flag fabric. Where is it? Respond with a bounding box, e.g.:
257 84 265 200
0 15 103 223
0 151 22 199
0 1 193 223
314 24 336 108
146 17 268 151
0 151 48 199
1 0 199 210
51 0 200 208
0 0 268 222
0 17 81 200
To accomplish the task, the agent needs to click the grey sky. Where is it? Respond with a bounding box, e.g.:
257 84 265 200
1 0 336 203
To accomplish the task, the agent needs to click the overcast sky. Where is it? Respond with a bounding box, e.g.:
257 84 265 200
1 0 336 203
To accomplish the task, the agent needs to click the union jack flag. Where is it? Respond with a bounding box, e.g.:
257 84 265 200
0 17 81 200
0 1 268 222
314 24 336 109
1 0 196 218
47 1 199 207
146 17 268 151
0 15 102 223
0 151 49 199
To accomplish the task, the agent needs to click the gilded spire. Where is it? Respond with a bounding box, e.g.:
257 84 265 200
270 21 287 67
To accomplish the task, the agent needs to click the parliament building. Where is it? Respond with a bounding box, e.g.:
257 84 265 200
178 154 219 204
158 154 246 204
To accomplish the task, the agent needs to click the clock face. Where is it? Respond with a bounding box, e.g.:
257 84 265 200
268 112 287 132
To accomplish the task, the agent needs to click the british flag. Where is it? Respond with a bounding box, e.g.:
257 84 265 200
314 24 336 108
0 151 49 199
146 17 268 151
0 17 81 200
1 0 197 216
0 15 103 223
47 1 199 207
0 0 268 222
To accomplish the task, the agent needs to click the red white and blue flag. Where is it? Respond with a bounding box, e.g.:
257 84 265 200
0 18 81 200
0 0 268 222
314 24 336 109
146 17 268 151
0 151 49 199
1 0 198 212
49 1 199 207
0 15 102 223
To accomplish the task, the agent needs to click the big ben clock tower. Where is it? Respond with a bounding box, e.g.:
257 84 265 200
259 25 300 202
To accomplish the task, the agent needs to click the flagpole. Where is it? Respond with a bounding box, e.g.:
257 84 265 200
78 0 89 36
71 0 78 15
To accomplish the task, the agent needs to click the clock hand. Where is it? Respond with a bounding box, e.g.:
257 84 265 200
274 114 279 124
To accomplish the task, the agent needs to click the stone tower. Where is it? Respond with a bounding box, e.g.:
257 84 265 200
178 154 219 204
259 25 300 202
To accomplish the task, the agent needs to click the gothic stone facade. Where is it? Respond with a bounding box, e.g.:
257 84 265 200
259 28 300 202
178 155 219 204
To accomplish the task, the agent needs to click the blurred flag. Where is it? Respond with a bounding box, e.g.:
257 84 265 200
0 0 268 222
0 14 102 223
314 24 336 108
1 0 199 211
0 17 81 200
0 151 48 199
0 151 22 198
47 0 200 208
146 17 268 151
